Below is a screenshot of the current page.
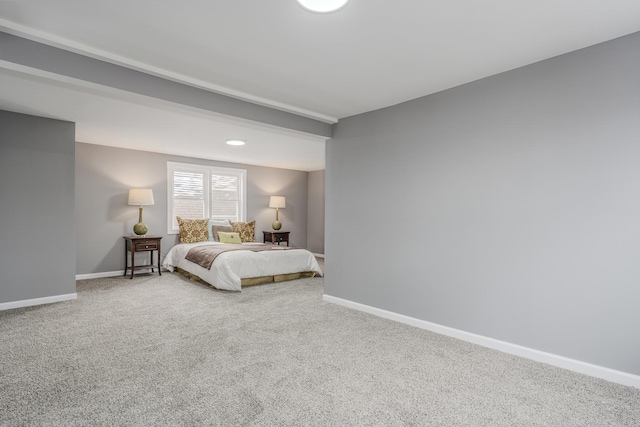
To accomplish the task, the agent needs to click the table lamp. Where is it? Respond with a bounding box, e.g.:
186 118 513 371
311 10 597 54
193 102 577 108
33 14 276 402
128 189 154 235
269 196 286 230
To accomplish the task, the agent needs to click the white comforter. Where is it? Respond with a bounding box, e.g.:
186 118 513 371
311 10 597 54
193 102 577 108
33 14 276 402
162 242 323 291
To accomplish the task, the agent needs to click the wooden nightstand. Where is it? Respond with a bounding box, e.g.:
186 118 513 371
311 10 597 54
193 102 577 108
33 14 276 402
123 236 162 279
263 231 290 246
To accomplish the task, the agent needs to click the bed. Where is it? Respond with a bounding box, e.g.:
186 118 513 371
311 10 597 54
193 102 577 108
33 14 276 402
161 241 323 291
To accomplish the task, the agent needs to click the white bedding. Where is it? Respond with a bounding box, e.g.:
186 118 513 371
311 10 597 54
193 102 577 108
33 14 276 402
162 242 323 291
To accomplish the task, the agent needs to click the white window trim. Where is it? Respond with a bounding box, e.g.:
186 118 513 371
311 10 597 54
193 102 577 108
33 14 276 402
167 161 247 234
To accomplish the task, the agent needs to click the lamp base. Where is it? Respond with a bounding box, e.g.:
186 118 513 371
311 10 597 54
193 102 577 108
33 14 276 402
133 222 148 235
272 220 282 231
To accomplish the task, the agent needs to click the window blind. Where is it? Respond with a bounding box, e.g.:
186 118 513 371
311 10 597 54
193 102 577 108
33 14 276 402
167 162 246 234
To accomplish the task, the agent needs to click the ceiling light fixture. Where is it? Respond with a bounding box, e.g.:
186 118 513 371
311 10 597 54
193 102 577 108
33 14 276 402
296 0 350 13
226 139 246 146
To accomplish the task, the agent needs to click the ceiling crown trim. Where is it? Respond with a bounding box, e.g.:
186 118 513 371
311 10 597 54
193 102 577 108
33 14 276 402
0 19 339 124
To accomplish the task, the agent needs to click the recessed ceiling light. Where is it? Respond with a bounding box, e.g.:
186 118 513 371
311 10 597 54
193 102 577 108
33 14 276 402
296 0 350 13
226 139 246 146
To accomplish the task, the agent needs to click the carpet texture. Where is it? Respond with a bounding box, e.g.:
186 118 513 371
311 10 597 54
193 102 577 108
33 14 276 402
1 266 639 426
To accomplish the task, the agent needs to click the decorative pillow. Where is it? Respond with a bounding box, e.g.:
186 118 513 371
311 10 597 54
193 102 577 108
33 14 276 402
211 225 233 242
176 217 209 243
208 219 231 241
229 220 256 242
218 231 242 244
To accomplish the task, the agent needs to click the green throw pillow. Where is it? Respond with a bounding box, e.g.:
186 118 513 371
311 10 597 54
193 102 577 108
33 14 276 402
208 219 231 241
218 231 242 244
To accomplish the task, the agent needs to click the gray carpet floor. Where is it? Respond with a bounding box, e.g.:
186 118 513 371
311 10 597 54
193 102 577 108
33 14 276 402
1 264 639 426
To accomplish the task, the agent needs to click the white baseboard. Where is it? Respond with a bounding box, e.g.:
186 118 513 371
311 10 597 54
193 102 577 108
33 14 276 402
312 253 325 258
323 294 640 390
75 270 124 280
76 268 166 280
0 293 77 311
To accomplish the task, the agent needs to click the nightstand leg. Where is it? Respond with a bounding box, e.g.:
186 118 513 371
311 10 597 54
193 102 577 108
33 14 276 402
130 249 135 279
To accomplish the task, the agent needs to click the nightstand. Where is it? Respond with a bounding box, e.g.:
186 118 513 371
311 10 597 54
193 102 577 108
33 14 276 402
123 236 162 279
263 231 290 246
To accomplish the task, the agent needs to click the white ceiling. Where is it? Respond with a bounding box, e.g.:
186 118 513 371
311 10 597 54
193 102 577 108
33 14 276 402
1 0 639 171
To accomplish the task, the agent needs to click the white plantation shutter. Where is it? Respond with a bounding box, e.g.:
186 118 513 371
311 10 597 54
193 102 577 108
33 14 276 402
170 169 206 231
211 173 241 220
167 162 246 233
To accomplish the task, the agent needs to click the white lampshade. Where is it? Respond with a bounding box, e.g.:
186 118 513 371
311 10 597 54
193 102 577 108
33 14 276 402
128 189 155 206
269 196 286 209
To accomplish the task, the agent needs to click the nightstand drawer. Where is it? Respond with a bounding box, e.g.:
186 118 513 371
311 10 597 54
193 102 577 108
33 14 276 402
134 241 158 251
273 235 287 242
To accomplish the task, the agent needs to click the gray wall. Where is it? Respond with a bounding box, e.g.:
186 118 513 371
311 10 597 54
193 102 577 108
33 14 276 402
326 32 640 375
307 170 325 254
76 143 309 275
0 110 76 303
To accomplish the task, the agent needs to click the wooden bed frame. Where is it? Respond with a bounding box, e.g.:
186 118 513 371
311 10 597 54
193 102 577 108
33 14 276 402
175 267 316 289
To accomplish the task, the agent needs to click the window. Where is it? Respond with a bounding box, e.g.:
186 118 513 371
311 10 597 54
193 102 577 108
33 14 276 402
167 161 246 234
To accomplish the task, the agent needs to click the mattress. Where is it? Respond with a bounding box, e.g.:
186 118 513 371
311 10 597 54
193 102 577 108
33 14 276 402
162 241 323 291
